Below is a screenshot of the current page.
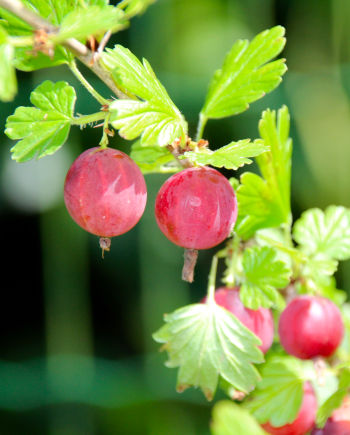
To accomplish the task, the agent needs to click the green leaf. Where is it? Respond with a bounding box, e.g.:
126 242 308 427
0 26 17 101
1 0 110 71
211 401 267 435
240 246 290 309
6 80 76 162
248 357 309 427
182 139 267 170
236 106 292 239
316 367 350 427
201 26 286 120
120 0 156 18
293 206 350 261
102 45 187 146
130 141 180 174
53 5 126 43
153 302 263 400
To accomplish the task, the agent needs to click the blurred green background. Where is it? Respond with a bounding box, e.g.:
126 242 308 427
0 0 350 433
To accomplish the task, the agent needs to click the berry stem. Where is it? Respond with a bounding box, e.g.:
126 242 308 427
99 113 112 148
195 113 208 141
8 35 34 47
207 254 219 304
71 112 107 126
226 235 241 287
69 60 110 106
182 249 198 283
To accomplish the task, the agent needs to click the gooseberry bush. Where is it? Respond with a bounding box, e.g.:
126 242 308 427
0 1 350 434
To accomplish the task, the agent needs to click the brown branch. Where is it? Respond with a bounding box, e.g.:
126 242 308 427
0 0 127 99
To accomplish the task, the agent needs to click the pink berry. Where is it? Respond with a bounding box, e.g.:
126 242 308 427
202 287 274 353
278 295 344 360
262 382 317 435
64 147 147 238
311 397 350 435
154 166 237 250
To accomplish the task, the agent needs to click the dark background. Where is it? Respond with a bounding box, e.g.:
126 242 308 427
0 0 350 433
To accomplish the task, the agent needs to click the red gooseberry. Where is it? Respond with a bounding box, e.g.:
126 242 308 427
154 166 237 250
64 147 147 247
278 295 344 360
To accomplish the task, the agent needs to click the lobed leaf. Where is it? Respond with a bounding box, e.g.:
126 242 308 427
6 80 76 162
153 302 263 400
201 26 286 120
182 139 267 170
211 401 267 435
293 206 350 261
102 45 187 146
240 246 290 309
248 357 309 427
236 106 292 239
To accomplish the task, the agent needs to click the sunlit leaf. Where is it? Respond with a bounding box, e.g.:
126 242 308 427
153 302 263 400
6 81 75 161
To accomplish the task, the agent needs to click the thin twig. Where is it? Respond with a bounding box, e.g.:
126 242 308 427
0 0 126 99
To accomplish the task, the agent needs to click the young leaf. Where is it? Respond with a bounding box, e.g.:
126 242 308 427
240 246 290 309
101 45 187 146
52 6 127 43
0 26 17 101
200 26 286 120
293 206 350 261
211 401 267 435
153 302 263 400
248 357 310 427
182 139 267 170
236 106 292 239
316 367 350 427
5 81 76 162
130 141 180 174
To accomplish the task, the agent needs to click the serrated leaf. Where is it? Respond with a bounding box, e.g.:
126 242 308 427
236 106 292 239
248 357 309 427
201 26 286 120
102 45 187 146
130 141 180 174
153 302 263 400
316 367 350 427
211 401 267 435
0 26 17 101
182 139 267 170
293 206 350 261
53 5 126 43
6 81 75 162
240 246 290 309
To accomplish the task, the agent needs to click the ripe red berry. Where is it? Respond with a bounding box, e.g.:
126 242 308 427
154 166 237 250
262 382 317 435
311 396 350 435
202 287 274 353
64 147 147 242
278 295 344 360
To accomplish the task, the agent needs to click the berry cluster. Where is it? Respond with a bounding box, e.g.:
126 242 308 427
209 286 346 434
64 147 237 268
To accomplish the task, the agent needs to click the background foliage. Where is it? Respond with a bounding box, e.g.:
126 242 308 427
0 0 350 433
